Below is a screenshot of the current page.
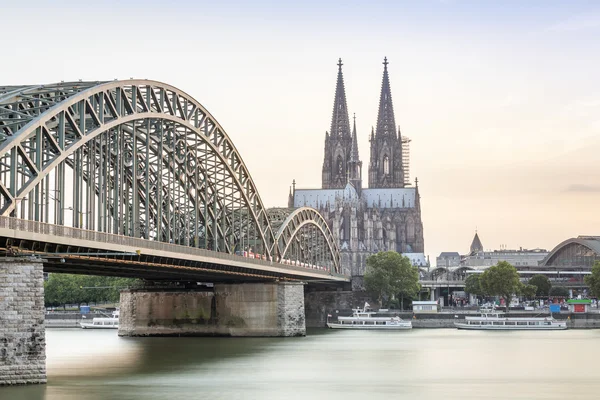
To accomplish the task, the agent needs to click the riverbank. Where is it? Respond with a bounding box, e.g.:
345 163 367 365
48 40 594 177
316 310 600 329
47 310 600 329
45 313 82 328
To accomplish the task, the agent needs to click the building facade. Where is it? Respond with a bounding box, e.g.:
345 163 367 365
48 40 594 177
436 252 461 268
289 58 425 289
461 232 548 268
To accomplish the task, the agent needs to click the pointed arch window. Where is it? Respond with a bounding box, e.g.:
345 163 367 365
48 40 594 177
383 155 390 175
337 155 343 175
407 219 415 240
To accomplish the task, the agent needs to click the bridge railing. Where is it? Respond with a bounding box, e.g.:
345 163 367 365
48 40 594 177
0 216 337 276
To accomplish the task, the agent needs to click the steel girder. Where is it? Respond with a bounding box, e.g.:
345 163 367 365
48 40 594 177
0 80 276 258
274 207 341 274
0 80 342 273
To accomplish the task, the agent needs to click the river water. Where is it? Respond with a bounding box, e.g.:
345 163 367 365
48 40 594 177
3 328 600 400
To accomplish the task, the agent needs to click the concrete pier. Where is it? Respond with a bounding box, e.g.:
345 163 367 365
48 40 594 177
0 259 46 385
119 282 306 337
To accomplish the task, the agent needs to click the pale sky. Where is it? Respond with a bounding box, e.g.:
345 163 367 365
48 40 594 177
2 1 600 260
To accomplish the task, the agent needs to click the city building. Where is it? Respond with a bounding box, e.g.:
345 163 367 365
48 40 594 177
436 252 461 268
461 232 548 268
428 233 549 305
289 58 425 289
435 233 547 270
540 236 600 269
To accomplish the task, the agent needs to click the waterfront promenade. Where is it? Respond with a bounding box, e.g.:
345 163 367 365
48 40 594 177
46 308 600 329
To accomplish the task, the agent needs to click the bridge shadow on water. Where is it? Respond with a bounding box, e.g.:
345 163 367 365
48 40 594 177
1 329 333 400
121 328 334 376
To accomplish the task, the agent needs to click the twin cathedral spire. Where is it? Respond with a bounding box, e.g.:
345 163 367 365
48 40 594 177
322 57 406 191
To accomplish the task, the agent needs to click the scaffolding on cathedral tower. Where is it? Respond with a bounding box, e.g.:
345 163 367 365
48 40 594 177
402 136 411 186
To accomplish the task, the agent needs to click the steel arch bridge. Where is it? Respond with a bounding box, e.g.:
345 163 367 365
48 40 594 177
0 80 341 276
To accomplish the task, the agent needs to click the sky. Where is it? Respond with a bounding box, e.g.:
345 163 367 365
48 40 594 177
2 0 600 261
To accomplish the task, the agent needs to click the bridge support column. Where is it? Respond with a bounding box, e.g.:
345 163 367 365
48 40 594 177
0 258 46 386
119 282 305 337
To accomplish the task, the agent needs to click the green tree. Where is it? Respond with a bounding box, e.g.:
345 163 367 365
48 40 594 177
528 275 552 297
584 261 600 298
480 261 520 313
549 286 569 298
44 274 80 309
44 273 137 309
364 251 420 310
465 274 484 297
520 283 537 300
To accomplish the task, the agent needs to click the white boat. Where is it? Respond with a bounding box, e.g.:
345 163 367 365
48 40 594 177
454 308 567 330
79 310 119 329
327 304 412 330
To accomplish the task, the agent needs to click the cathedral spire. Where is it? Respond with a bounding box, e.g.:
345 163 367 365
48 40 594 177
330 58 351 138
350 113 359 162
348 113 362 192
322 59 353 189
368 57 405 188
375 57 396 138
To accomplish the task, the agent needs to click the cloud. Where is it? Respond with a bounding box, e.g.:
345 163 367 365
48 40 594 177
550 13 600 32
565 184 600 193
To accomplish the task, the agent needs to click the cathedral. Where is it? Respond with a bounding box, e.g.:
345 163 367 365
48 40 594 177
288 58 426 289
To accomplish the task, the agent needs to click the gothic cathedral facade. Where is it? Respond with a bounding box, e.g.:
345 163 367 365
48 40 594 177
289 58 425 289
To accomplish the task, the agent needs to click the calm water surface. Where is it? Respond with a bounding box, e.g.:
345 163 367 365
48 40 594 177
2 328 600 400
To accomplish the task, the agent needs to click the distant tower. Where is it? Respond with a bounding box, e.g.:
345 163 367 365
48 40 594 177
322 58 352 189
470 231 484 255
287 187 294 208
348 114 362 192
368 57 405 188
287 179 296 208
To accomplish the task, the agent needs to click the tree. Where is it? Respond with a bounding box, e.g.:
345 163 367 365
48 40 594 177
364 251 420 310
528 275 552 297
480 261 520 313
44 274 80 309
549 286 569 298
44 273 138 309
520 283 537 300
465 274 484 297
584 261 600 298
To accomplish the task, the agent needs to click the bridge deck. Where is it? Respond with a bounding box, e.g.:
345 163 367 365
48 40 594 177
0 217 349 284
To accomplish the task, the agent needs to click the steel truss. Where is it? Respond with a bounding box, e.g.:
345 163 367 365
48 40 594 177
0 80 340 273
271 207 340 272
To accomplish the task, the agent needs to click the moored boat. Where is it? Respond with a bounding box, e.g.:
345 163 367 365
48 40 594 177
454 308 567 330
327 304 412 330
79 310 119 329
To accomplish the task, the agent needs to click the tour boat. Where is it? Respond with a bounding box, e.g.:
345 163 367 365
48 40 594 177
79 310 119 329
327 304 412 330
454 308 567 330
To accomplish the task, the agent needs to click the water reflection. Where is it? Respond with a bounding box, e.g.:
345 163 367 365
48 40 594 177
3 328 600 400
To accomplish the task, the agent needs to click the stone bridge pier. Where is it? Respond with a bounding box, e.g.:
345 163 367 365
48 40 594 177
118 282 306 337
0 258 46 385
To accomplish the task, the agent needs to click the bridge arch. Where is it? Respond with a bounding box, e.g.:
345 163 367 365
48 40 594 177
0 81 280 259
429 266 449 281
453 266 474 280
274 207 341 274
